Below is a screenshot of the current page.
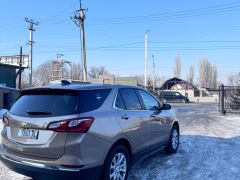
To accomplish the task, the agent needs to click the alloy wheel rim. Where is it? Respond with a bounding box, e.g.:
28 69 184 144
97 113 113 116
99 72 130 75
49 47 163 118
171 129 179 149
110 153 127 180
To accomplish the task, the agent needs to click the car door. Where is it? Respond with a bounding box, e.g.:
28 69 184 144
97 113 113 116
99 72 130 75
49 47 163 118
164 92 173 103
137 89 170 148
174 92 182 103
114 88 151 154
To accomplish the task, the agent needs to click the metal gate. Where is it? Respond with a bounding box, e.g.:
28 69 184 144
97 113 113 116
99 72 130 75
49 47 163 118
219 85 240 114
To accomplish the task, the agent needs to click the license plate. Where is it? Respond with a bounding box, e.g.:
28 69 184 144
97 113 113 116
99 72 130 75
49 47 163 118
18 129 39 139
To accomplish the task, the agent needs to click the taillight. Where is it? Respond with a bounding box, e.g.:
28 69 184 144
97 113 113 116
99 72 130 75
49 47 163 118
2 115 9 126
47 117 94 133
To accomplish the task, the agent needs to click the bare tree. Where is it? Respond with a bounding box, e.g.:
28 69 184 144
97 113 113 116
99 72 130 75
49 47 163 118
198 58 218 88
187 65 194 84
135 74 167 88
228 74 235 86
198 60 203 87
228 73 240 86
173 55 181 78
71 62 82 80
135 74 144 86
33 61 52 86
211 65 217 88
16 70 30 89
88 66 109 79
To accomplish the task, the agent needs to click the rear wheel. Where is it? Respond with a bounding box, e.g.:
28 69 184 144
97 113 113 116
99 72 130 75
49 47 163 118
102 145 130 180
165 125 179 154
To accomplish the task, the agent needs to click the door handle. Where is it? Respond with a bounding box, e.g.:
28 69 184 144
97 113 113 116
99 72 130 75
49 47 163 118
121 115 130 120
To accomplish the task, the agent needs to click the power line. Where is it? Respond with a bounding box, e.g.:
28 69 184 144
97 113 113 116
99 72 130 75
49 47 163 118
89 1 240 21
149 40 240 44
39 1 240 25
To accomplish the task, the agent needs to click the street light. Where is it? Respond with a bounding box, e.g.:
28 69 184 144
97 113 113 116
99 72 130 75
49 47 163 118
152 55 155 92
144 30 150 89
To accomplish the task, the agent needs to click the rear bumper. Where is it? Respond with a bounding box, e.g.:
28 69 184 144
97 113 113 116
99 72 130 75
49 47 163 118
0 152 102 180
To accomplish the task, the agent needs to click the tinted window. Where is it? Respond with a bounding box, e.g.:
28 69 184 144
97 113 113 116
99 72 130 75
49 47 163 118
115 93 126 110
175 92 181 96
164 92 174 97
10 89 111 117
78 89 111 113
119 89 142 110
138 90 159 111
10 90 79 117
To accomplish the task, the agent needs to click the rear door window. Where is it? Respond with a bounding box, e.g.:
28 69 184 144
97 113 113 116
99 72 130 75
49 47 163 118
78 89 111 113
119 89 142 110
115 92 126 110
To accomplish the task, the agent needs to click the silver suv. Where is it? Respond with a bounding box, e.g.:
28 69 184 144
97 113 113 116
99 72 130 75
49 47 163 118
0 84 179 180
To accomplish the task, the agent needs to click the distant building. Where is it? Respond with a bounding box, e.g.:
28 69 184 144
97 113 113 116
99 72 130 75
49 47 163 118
0 55 28 109
0 63 18 88
90 75 137 86
0 55 28 88
159 77 200 97
0 86 20 109
115 77 137 86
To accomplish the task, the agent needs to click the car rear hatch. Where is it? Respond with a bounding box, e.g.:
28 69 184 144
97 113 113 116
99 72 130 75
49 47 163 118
3 88 79 159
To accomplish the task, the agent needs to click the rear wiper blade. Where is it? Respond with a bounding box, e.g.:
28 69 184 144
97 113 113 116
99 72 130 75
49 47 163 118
26 111 52 115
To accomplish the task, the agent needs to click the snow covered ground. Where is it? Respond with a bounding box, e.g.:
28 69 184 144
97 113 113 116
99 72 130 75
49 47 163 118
0 103 240 180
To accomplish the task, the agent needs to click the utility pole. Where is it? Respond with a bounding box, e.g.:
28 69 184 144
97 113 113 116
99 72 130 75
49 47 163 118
18 46 23 90
71 0 88 82
25 17 39 87
144 30 150 90
152 55 155 92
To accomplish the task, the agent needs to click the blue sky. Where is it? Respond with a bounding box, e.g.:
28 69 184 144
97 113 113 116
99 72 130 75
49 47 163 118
1 0 240 83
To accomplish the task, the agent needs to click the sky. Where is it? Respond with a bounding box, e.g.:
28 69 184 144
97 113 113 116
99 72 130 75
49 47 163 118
1 0 240 84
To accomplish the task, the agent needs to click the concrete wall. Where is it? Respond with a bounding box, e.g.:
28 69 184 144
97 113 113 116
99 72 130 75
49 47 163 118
0 65 17 88
0 87 20 109
189 96 218 103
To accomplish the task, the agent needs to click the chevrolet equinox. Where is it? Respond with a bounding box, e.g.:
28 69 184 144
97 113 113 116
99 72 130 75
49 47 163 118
0 84 179 180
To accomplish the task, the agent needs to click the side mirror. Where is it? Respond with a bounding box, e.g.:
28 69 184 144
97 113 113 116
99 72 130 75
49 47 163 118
0 109 8 119
161 103 171 110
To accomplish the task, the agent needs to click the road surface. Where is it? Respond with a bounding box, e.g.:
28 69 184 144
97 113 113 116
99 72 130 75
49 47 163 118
0 103 240 180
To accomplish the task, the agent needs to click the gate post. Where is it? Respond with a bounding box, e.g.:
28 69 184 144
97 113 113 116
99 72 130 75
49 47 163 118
221 84 226 114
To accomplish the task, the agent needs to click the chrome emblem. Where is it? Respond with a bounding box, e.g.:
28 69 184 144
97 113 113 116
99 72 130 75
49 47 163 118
22 122 28 127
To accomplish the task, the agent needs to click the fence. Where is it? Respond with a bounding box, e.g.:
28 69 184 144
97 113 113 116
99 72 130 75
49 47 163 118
219 85 240 114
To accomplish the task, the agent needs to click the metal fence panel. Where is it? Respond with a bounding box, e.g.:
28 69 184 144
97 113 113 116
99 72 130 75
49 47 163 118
219 85 240 113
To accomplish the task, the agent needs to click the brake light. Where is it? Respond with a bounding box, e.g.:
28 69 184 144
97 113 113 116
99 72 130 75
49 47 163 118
47 117 94 133
2 115 9 126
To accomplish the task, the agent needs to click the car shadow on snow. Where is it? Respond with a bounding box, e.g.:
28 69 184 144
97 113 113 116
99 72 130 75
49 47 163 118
128 135 240 180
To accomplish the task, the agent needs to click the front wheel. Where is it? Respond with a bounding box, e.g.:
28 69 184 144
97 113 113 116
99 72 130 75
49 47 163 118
165 125 179 154
102 145 130 180
182 99 187 103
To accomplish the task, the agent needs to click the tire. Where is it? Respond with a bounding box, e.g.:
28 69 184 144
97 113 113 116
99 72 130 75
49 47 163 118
102 145 130 180
165 125 179 154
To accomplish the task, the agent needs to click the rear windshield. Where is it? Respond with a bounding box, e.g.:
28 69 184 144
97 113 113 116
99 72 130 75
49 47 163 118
10 89 111 117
